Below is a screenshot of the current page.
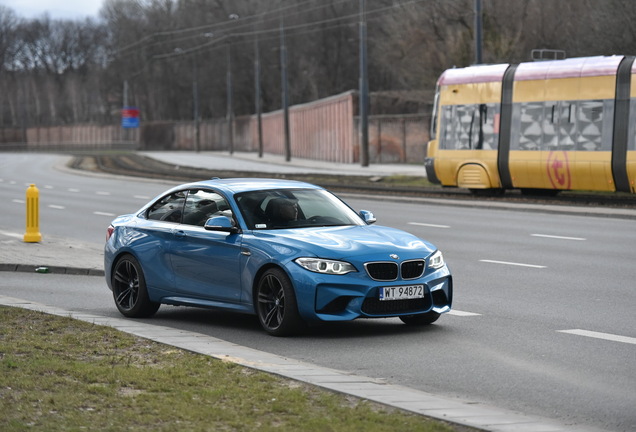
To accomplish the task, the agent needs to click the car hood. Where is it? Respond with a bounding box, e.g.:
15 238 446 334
251 225 436 260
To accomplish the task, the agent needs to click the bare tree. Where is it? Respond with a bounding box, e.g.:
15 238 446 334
2 0 636 131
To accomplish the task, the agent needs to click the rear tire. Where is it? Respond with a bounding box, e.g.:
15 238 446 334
520 188 560 196
255 268 304 336
112 254 159 318
399 311 440 326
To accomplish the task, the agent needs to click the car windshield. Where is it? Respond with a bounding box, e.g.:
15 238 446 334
235 188 365 230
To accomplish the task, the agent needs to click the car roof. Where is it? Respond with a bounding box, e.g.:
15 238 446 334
175 178 324 195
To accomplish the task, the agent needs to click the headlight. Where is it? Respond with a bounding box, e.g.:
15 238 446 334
428 250 445 269
295 258 357 275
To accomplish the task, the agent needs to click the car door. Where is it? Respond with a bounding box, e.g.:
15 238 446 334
167 189 244 303
138 190 187 292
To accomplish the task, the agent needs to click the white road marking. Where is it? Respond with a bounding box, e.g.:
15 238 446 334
0 230 23 239
480 259 546 269
408 222 450 229
48 205 65 210
448 310 482 317
134 195 150 200
94 211 116 217
96 191 111 196
68 188 80 193
532 234 586 241
558 329 636 346
12 199 25 204
44 185 53 189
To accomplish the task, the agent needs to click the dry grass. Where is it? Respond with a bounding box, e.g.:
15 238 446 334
0 306 469 432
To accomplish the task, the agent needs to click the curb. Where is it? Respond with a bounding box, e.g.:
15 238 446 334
0 263 104 276
0 295 609 432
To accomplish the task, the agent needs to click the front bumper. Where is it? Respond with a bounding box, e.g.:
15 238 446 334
286 263 452 323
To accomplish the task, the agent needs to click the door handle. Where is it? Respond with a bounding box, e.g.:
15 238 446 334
174 230 186 238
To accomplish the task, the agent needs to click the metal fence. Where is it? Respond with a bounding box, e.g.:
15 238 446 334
0 124 138 151
2 91 431 164
363 114 430 164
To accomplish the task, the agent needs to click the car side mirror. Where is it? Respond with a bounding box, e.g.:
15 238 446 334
359 210 376 225
204 216 240 233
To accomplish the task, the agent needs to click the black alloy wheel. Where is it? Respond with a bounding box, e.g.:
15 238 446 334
256 268 303 336
112 254 160 318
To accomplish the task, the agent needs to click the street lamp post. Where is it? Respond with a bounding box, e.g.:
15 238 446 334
254 31 264 158
226 42 234 155
474 0 483 64
174 48 200 152
122 80 130 143
359 0 369 167
193 58 200 153
226 14 239 155
280 16 291 162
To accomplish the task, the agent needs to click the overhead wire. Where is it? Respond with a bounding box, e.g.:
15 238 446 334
113 0 350 56
116 0 428 67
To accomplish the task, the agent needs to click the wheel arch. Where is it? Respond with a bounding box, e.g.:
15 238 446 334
251 262 289 305
456 162 500 189
108 249 140 281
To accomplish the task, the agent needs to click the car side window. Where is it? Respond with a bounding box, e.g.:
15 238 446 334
182 189 232 227
146 191 186 222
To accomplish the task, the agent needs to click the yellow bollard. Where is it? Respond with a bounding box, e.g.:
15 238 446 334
24 184 42 243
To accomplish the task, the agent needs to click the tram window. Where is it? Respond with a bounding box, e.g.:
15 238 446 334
430 88 440 140
455 105 474 149
513 102 543 151
479 103 500 150
557 102 577 151
439 103 499 150
542 102 558 151
439 106 453 149
440 105 473 150
512 99 614 152
576 100 606 151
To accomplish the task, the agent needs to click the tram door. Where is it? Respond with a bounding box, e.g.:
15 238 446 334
551 100 614 192
509 101 555 190
570 100 615 191
510 100 614 192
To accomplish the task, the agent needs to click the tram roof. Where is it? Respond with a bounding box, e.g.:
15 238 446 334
438 55 627 85
515 55 624 81
438 63 509 86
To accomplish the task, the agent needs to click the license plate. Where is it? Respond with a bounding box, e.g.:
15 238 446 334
379 284 425 301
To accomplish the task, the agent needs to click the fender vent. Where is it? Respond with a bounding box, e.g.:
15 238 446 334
458 165 490 188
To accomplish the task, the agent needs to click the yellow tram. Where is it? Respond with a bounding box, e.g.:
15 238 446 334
426 55 636 194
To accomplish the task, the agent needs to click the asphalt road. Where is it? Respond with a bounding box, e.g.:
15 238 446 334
1 153 635 432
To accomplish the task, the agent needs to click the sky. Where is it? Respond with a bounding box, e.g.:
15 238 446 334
1 0 104 20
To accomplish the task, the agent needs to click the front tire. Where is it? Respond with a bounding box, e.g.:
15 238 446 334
255 268 303 336
112 254 159 318
400 311 440 326
469 188 505 196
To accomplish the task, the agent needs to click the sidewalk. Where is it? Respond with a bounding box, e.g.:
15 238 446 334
140 150 428 177
0 230 103 275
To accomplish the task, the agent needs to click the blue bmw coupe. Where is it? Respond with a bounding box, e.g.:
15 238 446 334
105 178 452 336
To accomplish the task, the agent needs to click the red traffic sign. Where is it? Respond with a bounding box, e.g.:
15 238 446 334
122 107 140 128
122 107 140 118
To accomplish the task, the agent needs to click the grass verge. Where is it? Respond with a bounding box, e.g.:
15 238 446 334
0 306 472 432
